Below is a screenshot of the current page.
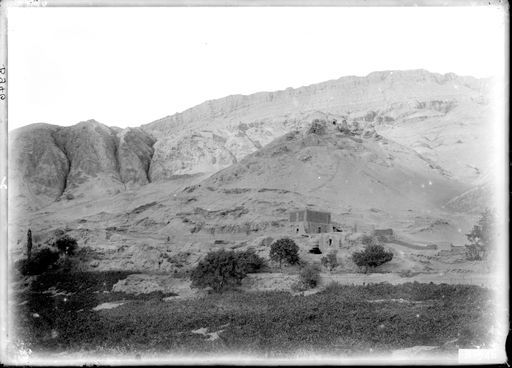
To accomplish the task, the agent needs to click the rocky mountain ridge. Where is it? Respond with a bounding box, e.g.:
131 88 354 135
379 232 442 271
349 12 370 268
9 69 493 212
13 117 478 273
9 121 155 211
141 69 491 182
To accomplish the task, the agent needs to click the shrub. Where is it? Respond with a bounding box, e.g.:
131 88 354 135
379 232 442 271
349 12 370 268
269 238 300 268
321 251 339 271
298 264 321 290
235 248 266 273
54 235 78 256
190 249 247 292
17 248 60 276
351 244 393 273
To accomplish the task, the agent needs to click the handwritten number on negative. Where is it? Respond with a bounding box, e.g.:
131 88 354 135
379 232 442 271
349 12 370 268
0 66 5 100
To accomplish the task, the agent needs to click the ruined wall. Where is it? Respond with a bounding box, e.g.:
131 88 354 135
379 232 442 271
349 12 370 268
305 209 331 224
289 210 306 222
306 221 332 234
290 209 331 224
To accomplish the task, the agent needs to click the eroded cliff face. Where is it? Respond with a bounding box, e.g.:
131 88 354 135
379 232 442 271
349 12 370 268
9 120 155 210
8 124 69 211
53 120 126 199
141 69 492 184
9 69 493 212
116 127 155 187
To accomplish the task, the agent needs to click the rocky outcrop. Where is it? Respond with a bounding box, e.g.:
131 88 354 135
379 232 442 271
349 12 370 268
148 132 237 181
141 70 491 184
117 127 155 187
53 120 125 198
142 69 488 138
9 120 156 209
10 70 492 210
8 124 70 209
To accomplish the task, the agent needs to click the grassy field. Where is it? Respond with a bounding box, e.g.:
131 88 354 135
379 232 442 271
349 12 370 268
13 271 495 357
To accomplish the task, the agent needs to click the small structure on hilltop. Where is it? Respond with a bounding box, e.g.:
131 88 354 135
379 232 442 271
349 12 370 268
289 208 332 234
372 228 395 242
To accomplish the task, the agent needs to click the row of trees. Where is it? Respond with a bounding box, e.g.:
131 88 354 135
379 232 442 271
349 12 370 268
191 236 395 293
21 209 494 292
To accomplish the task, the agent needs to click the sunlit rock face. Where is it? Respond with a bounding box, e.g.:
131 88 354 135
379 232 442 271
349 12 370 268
8 70 498 274
9 120 156 209
142 69 492 184
8 123 70 210
10 69 493 212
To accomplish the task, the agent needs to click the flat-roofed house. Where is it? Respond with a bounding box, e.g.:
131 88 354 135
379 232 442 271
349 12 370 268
289 208 332 234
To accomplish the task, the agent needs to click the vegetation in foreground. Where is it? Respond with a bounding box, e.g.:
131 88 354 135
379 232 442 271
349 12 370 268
14 271 495 356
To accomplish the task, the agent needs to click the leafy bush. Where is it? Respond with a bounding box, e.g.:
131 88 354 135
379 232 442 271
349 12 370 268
17 248 60 276
465 209 495 261
298 264 321 289
54 235 78 256
235 248 266 273
269 238 300 268
321 251 339 271
351 244 393 273
190 249 247 292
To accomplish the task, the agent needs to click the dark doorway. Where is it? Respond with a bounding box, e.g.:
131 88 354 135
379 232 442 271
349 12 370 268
318 227 322 233
309 246 322 254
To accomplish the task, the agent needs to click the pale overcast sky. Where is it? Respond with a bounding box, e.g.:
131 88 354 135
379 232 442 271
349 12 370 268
7 6 507 130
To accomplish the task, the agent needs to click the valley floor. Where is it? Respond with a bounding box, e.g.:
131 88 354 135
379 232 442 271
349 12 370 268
8 271 502 363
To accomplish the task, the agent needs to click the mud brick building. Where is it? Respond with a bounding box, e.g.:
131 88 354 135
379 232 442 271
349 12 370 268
289 208 332 234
